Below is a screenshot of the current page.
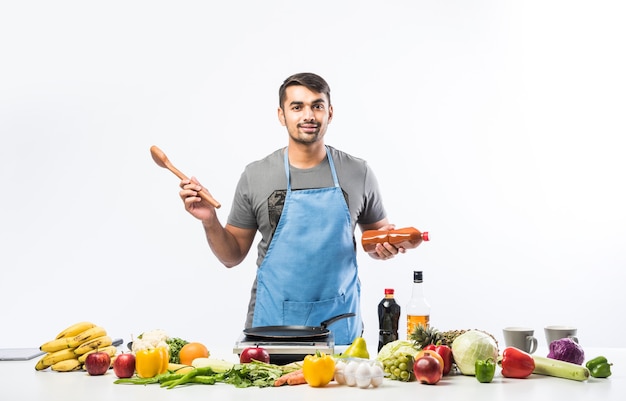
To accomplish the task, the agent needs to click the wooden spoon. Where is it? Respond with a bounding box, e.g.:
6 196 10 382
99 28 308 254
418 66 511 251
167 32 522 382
150 145 221 209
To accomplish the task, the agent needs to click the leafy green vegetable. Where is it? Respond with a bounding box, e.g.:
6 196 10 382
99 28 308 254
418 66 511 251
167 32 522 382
223 361 285 388
166 337 189 364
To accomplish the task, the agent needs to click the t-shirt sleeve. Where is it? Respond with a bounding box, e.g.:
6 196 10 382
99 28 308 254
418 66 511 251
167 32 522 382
227 169 258 229
358 163 387 225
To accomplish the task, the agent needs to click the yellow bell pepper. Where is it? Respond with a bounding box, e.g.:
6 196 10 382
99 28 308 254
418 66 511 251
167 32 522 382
302 351 336 387
135 346 169 378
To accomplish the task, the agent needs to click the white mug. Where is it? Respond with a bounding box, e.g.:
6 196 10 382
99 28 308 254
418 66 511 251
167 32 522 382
544 325 578 346
502 327 538 354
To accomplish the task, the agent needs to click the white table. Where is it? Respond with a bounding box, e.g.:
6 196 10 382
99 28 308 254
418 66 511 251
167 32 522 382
1 348 623 401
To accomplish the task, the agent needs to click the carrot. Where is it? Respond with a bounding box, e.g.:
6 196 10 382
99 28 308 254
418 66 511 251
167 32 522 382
274 369 304 386
287 371 307 385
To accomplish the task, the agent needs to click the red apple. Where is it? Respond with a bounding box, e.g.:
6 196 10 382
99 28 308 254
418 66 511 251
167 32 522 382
85 351 111 376
413 353 443 384
239 346 270 363
113 353 136 378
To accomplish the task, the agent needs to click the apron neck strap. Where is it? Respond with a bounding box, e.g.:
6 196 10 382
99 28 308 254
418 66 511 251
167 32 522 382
284 146 340 191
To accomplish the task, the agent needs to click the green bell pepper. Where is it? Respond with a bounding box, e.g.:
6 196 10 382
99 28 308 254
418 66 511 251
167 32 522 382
585 356 612 378
475 358 496 383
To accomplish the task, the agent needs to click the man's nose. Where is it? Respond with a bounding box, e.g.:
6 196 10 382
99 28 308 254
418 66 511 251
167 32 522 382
303 106 315 120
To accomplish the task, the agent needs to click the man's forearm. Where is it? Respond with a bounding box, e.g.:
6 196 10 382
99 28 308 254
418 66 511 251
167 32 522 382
202 220 246 268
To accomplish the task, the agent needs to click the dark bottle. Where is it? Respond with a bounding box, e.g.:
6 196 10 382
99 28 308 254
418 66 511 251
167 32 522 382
378 288 401 351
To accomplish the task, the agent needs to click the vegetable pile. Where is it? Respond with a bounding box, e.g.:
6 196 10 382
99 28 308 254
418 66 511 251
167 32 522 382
115 359 300 389
132 330 190 364
375 325 615 385
115 326 614 391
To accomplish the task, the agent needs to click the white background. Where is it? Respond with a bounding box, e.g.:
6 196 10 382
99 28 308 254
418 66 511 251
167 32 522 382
1 1 624 357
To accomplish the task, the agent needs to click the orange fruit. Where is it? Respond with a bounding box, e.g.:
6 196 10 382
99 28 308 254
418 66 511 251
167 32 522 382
178 342 209 366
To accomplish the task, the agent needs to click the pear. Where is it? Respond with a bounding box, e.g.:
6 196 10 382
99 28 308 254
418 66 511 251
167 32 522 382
342 337 370 359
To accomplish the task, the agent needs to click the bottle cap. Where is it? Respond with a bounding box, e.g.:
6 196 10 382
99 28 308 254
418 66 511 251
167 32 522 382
384 288 395 295
422 231 429 241
413 271 423 282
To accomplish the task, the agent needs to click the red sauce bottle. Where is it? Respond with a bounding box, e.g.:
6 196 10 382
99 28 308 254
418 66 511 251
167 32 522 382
361 227 429 252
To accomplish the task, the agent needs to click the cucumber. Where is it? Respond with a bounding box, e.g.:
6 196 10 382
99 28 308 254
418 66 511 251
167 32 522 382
191 358 234 373
532 355 590 381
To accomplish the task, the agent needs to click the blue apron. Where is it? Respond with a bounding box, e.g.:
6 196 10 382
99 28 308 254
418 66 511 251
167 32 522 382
252 146 362 344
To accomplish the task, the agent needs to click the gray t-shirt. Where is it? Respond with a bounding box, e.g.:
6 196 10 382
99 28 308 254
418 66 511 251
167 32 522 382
226 145 387 327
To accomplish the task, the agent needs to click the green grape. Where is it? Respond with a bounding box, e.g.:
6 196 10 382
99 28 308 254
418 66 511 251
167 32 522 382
381 353 414 382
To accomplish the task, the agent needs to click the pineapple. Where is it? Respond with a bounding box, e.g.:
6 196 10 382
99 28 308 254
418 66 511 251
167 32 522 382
410 324 445 348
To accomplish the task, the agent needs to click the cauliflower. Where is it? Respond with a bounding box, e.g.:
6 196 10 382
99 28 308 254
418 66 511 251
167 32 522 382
132 329 170 352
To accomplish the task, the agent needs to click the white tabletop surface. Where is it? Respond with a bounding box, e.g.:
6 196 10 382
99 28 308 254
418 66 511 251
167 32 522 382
1 347 623 401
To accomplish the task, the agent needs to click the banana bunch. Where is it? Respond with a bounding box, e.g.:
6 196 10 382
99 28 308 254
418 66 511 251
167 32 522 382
35 321 118 372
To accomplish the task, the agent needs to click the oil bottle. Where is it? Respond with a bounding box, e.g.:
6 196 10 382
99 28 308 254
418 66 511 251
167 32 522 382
405 271 430 340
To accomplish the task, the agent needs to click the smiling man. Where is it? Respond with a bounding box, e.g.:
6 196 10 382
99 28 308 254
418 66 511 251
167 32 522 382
178 72 425 344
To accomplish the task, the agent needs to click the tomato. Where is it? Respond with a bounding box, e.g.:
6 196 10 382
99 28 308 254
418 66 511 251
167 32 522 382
414 349 444 375
178 342 209 366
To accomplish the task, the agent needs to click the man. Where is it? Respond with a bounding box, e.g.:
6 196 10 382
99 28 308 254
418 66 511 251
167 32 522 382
179 72 423 344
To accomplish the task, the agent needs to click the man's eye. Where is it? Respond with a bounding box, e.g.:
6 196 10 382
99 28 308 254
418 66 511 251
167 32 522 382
313 104 324 110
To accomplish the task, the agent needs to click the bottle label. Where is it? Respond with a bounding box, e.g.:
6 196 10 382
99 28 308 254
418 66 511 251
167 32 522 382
406 315 430 340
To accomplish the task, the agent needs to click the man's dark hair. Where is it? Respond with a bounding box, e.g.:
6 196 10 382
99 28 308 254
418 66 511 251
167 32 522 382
278 72 331 109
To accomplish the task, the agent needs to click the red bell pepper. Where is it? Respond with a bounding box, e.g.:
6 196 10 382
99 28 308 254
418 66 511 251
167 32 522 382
500 347 535 379
424 344 453 375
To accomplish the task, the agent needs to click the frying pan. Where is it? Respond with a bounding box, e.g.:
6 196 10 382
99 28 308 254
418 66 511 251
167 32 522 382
243 312 355 341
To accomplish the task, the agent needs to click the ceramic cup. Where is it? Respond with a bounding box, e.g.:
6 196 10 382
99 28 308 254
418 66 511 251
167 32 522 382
502 327 538 354
544 325 578 346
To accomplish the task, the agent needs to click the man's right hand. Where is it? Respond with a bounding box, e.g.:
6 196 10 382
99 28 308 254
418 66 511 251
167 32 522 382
179 177 218 221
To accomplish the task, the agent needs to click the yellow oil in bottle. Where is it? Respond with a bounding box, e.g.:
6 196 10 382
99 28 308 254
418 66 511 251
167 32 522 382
406 315 430 339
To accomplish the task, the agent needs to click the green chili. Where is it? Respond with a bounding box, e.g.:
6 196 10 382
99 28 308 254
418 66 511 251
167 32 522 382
115 372 182 385
190 375 217 385
165 366 216 389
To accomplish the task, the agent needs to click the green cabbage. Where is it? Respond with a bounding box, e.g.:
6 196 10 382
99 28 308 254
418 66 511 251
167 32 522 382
451 330 499 375
375 340 419 362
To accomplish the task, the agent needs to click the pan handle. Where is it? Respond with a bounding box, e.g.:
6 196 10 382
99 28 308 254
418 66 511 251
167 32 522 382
320 313 356 329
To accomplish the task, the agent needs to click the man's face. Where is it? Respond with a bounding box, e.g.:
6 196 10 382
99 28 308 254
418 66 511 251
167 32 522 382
278 85 333 145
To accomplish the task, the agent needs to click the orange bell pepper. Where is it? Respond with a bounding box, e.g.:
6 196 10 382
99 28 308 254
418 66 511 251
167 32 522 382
135 346 169 378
